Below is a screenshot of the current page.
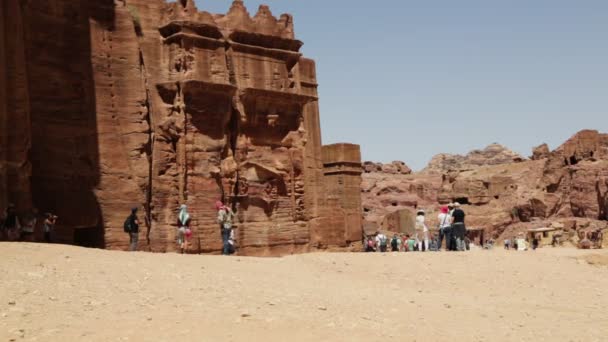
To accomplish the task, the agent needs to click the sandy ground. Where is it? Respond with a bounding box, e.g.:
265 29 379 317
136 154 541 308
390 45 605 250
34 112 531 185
1 243 607 342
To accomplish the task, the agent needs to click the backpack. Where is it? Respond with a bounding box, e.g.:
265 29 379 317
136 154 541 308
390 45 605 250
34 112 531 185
391 237 398 250
379 235 387 247
123 216 132 233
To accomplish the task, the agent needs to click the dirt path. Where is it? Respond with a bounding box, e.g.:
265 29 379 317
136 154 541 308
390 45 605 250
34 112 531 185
1 243 607 341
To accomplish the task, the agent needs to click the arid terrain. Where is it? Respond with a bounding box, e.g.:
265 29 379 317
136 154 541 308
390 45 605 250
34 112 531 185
1 243 607 341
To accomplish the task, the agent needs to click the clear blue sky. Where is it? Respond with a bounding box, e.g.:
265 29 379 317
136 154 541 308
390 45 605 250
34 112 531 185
194 0 608 170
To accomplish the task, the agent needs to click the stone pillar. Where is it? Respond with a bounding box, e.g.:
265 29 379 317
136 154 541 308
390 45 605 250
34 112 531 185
322 143 363 244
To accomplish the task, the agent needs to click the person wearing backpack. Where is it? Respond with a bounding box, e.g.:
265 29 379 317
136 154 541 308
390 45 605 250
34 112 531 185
4 204 21 241
390 234 401 252
124 208 140 251
216 201 235 255
375 232 388 252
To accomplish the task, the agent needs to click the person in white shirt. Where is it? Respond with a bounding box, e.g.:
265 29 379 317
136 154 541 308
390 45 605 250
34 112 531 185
375 232 388 252
437 205 451 251
415 210 429 251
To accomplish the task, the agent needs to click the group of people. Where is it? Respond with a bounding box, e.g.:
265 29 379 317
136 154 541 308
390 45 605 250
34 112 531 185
123 200 236 255
0 203 58 243
365 202 469 252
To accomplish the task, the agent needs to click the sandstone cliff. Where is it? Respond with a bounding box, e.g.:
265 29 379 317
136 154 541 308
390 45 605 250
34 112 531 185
0 0 362 255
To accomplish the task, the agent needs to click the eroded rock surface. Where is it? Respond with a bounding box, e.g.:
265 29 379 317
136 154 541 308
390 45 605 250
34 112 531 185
422 143 524 174
0 0 362 255
363 130 608 242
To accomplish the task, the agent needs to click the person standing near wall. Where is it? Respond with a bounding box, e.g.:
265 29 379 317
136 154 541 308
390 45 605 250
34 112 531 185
177 204 192 254
126 208 140 252
43 213 58 243
20 208 38 242
216 201 234 255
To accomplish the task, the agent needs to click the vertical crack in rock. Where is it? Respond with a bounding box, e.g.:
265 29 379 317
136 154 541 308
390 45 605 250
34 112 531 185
225 46 241 210
596 179 607 220
125 0 154 244
139 49 154 243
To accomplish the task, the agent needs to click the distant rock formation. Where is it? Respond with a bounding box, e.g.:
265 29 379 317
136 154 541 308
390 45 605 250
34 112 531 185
422 143 525 174
363 161 412 175
363 130 608 244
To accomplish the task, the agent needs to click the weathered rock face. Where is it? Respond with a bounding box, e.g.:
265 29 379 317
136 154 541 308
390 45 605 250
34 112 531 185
531 143 550 160
363 161 412 175
422 143 524 174
1 0 362 255
363 130 608 242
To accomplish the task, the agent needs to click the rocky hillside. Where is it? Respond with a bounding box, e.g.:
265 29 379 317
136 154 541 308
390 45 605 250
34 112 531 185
422 143 525 174
362 130 608 243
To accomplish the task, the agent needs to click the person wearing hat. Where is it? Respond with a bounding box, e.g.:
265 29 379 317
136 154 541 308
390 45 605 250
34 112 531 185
415 210 429 251
451 202 466 251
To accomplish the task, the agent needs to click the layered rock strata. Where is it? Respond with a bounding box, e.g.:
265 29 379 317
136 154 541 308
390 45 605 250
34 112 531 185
0 0 362 255
363 130 608 244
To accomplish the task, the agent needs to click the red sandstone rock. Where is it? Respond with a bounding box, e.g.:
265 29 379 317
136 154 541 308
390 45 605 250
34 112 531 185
531 143 550 160
363 131 608 244
0 0 362 255
422 143 525 174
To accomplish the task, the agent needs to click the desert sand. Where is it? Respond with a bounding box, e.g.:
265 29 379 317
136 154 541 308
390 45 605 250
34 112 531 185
1 243 607 341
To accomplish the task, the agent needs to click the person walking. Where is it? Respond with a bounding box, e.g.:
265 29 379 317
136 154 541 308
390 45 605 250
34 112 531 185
216 201 234 255
177 205 192 253
451 202 466 251
43 213 58 243
415 210 429 251
437 205 451 251
125 208 140 252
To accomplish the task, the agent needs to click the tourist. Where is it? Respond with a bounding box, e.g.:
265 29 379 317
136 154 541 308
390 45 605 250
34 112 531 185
216 201 235 255
365 236 376 252
415 210 429 251
429 235 439 251
390 234 401 252
375 232 388 252
227 229 236 255
406 235 416 252
451 202 466 251
178 204 192 253
43 213 58 243
4 204 20 241
437 205 451 251
20 208 38 242
504 238 511 250
532 237 539 250
126 208 140 251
